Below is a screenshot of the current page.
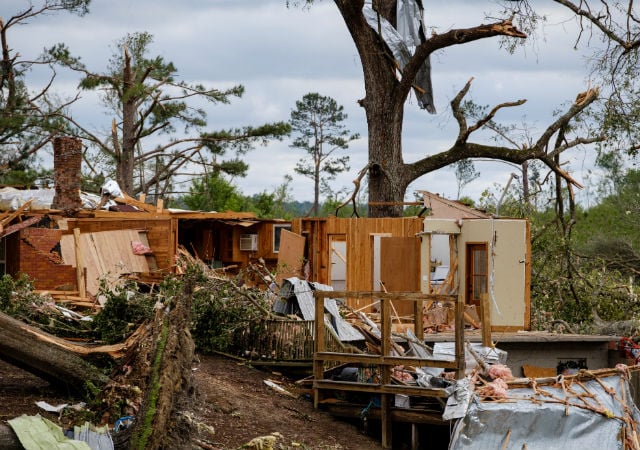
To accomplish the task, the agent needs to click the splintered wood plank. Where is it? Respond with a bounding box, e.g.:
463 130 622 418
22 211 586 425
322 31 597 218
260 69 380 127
61 229 152 296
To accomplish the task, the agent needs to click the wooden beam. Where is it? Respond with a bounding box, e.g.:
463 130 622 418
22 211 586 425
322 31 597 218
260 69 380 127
313 291 326 409
73 228 86 299
114 192 157 213
0 199 34 229
315 352 458 369
0 215 42 238
481 293 492 347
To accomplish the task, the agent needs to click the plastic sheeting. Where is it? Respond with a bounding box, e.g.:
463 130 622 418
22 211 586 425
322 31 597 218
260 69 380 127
0 187 111 211
363 1 435 113
449 374 640 450
8 414 91 450
433 342 508 372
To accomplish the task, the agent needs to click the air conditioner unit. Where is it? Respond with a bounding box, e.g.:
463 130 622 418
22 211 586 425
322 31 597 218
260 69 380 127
239 234 258 251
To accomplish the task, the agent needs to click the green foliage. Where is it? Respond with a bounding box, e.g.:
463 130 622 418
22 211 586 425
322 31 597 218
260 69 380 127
190 275 272 354
574 169 640 253
0 168 52 188
0 274 93 337
528 167 640 333
181 172 250 212
92 282 155 344
0 274 39 317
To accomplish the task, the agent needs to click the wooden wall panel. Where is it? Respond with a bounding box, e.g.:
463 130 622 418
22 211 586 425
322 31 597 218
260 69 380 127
63 218 175 273
276 229 306 283
381 237 420 317
292 217 424 310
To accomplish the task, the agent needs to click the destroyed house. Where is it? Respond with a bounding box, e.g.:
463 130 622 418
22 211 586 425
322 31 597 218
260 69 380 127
0 137 294 295
0 204 292 297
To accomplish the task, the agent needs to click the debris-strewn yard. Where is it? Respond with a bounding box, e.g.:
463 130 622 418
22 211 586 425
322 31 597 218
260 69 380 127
0 354 383 450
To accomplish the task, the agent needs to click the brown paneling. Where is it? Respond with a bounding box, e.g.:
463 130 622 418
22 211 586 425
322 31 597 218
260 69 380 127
381 237 420 317
276 229 305 283
64 218 174 272
292 217 424 311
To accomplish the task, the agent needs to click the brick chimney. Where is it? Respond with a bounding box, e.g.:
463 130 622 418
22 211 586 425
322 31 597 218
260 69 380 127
51 136 82 210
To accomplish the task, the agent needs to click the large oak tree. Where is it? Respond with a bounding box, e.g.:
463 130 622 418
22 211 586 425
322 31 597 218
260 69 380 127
292 1 640 217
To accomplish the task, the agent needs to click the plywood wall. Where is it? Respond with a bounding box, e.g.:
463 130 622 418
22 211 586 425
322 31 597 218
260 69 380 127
291 217 424 291
62 217 176 273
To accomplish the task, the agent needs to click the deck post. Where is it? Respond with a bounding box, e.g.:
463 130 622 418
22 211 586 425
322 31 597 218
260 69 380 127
381 295 392 449
455 237 466 379
313 292 326 409
481 292 492 347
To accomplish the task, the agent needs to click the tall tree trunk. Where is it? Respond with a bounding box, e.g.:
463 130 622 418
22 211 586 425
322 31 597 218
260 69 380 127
337 0 409 217
118 46 136 196
313 161 320 216
367 102 407 217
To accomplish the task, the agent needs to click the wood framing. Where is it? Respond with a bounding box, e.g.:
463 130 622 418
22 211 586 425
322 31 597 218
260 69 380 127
291 217 424 312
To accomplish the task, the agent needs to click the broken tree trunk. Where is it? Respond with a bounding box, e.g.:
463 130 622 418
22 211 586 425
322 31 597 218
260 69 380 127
123 277 196 450
0 311 109 392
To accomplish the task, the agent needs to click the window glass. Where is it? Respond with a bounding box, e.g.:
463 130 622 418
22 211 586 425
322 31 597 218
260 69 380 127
273 224 291 253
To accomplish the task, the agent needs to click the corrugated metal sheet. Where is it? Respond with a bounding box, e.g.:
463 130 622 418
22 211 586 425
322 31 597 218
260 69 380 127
450 373 640 450
277 277 364 342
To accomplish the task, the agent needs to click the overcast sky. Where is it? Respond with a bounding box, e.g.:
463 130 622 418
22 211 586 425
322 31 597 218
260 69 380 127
4 0 601 205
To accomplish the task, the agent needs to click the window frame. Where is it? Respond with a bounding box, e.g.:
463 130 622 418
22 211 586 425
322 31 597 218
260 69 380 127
272 223 292 253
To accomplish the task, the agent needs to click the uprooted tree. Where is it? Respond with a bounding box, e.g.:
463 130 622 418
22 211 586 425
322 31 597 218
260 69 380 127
0 272 200 449
290 0 640 217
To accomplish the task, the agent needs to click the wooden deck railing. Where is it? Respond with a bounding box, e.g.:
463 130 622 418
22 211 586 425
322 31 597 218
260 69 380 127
312 290 466 449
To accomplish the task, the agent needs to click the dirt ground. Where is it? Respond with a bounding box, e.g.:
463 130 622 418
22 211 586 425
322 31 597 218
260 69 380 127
0 354 384 450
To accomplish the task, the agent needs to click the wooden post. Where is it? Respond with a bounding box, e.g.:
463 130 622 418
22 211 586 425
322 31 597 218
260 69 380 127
380 295 392 449
481 293 492 347
73 228 86 299
313 291 326 409
454 237 466 380
425 234 432 294
414 296 424 341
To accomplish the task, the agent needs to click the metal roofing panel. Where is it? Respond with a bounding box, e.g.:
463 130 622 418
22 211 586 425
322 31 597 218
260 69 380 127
450 374 640 450
279 278 364 342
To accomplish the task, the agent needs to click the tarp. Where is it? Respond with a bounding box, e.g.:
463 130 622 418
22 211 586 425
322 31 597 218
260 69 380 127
0 187 112 211
363 1 435 113
8 415 90 450
449 373 640 450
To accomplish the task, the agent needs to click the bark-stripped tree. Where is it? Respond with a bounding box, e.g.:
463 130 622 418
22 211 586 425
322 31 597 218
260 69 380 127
290 0 640 217
52 32 290 197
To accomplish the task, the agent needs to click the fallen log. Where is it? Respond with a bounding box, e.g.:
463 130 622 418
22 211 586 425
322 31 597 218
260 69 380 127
0 311 109 392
